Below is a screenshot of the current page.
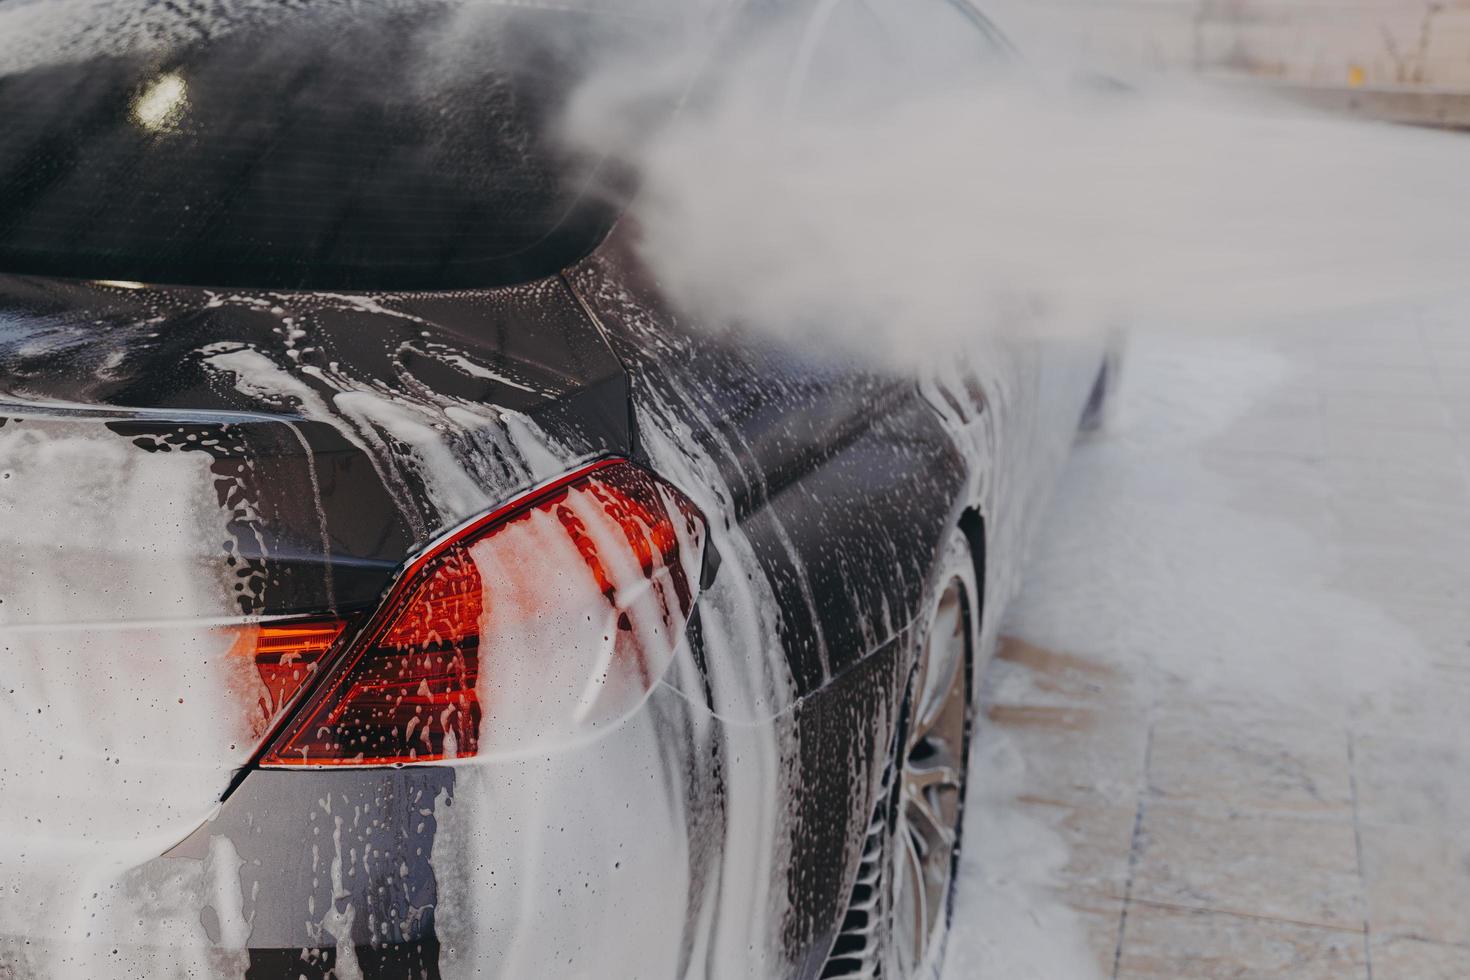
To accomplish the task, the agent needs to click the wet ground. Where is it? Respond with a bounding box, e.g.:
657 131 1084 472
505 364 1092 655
943 303 1470 978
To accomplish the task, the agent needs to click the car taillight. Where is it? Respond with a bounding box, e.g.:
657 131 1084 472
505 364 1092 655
242 620 347 733
258 458 706 767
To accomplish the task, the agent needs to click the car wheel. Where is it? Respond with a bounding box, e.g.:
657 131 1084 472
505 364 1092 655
819 532 978 980
888 532 977 979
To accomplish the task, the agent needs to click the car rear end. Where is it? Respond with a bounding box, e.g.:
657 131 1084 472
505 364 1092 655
0 273 739 977
0 4 726 972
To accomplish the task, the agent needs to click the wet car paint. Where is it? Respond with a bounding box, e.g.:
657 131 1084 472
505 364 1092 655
0 186 1104 980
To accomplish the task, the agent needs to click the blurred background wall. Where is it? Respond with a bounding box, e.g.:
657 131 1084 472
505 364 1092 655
1025 0 1470 125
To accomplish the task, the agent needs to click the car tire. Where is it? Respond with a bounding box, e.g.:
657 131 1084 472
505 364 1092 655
887 531 979 979
819 530 979 980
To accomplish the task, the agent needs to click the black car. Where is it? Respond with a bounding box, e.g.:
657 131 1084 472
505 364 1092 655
0 1 1110 977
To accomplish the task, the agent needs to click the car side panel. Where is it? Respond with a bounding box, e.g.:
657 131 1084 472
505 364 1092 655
566 229 970 704
567 224 972 972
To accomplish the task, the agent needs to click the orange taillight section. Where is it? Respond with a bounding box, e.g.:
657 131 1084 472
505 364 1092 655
238 620 346 736
257 459 706 768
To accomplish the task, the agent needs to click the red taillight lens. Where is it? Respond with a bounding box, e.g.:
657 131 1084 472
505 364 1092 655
259 459 705 767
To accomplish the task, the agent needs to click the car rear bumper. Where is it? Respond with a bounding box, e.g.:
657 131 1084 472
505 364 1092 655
1 634 909 980
2 676 710 978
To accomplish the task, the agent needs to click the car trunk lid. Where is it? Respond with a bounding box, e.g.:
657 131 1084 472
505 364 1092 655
0 273 628 853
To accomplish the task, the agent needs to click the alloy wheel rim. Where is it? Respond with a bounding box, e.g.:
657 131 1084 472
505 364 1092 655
891 577 970 977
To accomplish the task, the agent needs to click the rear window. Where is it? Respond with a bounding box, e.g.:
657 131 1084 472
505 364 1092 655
0 3 674 290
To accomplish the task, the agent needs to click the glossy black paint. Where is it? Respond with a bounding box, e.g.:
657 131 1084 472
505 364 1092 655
0 6 667 290
0 225 970 977
0 274 629 614
561 223 974 973
0 3 1095 977
568 228 969 699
